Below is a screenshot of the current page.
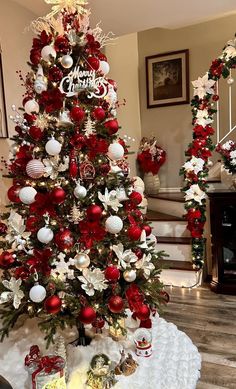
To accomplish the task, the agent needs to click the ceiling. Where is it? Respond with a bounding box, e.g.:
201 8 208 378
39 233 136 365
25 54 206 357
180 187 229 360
12 0 236 36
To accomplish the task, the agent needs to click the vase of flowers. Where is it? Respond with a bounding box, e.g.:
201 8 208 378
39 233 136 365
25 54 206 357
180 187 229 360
216 140 236 189
137 137 166 195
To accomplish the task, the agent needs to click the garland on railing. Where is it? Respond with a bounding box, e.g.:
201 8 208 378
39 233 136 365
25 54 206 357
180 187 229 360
180 37 236 269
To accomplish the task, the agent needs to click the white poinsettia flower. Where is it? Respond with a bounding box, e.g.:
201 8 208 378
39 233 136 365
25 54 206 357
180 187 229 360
183 156 205 174
0 277 24 309
222 140 234 150
98 188 123 212
51 253 75 282
6 211 31 250
78 268 108 296
231 158 236 166
230 150 236 159
43 156 69 179
185 184 206 204
223 45 236 60
192 74 215 99
135 253 155 278
195 109 213 127
112 243 138 269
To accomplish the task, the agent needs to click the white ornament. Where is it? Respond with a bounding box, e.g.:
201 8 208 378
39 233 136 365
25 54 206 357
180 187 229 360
0 277 24 309
29 284 46 303
74 253 90 269
133 176 145 194
58 109 73 126
6 210 31 250
74 185 87 199
45 138 62 156
19 186 37 205
98 188 122 212
112 243 138 269
116 187 128 202
51 253 75 281
34 64 47 94
105 215 123 234
227 77 234 85
41 45 57 62
26 159 45 179
37 226 54 244
24 99 39 115
78 268 108 296
99 61 110 75
123 269 137 282
61 54 73 69
108 143 124 161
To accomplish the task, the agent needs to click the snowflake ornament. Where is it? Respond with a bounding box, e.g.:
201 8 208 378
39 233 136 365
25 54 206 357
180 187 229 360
78 268 108 296
185 184 206 204
0 277 24 309
135 253 155 279
183 156 205 174
192 74 215 99
98 188 123 212
51 253 75 281
112 243 138 269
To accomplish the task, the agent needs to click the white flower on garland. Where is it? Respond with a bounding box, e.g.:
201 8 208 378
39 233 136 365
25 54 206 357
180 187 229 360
222 140 234 150
112 243 138 269
78 268 108 296
195 109 213 127
185 184 206 204
192 74 215 99
223 45 236 60
0 277 24 309
231 158 236 166
51 253 75 282
230 150 236 159
43 156 69 179
6 210 31 250
183 156 205 174
135 253 155 279
98 188 123 212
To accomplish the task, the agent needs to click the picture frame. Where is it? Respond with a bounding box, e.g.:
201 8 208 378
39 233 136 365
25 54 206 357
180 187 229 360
146 49 189 108
0 47 8 138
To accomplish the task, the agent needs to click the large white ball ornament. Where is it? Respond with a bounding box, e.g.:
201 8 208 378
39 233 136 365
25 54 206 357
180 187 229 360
108 143 124 161
26 159 45 179
41 45 56 62
24 99 39 115
123 269 137 282
61 54 73 69
45 138 62 156
99 61 110 75
105 215 123 234
74 253 90 269
19 186 37 205
74 185 87 199
29 284 46 303
37 227 54 244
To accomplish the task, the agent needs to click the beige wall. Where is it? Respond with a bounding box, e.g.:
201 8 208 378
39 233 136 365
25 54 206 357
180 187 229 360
0 0 35 208
138 14 236 189
105 33 141 177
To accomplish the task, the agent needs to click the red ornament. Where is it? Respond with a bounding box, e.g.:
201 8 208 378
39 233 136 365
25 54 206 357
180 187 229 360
98 53 107 62
7 185 21 203
69 158 78 179
0 251 15 268
104 119 119 135
86 205 102 221
104 266 120 282
29 126 43 141
130 191 142 205
87 56 100 71
135 304 150 321
93 107 106 121
160 290 170 304
55 229 74 250
108 79 117 92
142 225 152 237
79 306 96 324
128 225 142 241
70 106 85 123
108 295 124 313
0 222 7 235
133 248 143 259
51 187 66 204
26 216 41 233
44 295 62 314
92 316 105 330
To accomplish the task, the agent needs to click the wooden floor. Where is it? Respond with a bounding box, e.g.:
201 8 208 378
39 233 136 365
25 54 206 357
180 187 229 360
162 285 236 389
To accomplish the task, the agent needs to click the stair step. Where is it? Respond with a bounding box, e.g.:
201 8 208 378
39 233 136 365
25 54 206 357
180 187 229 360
207 178 221 183
148 192 185 203
159 259 194 271
146 210 184 222
157 236 191 244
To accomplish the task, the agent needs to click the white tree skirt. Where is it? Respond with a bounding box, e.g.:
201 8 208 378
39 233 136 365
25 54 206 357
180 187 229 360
0 314 201 389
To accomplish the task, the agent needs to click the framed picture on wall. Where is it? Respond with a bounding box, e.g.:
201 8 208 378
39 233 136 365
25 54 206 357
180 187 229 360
146 49 189 108
0 48 8 138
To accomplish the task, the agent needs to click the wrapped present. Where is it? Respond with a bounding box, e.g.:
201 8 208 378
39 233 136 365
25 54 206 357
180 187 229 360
25 345 66 389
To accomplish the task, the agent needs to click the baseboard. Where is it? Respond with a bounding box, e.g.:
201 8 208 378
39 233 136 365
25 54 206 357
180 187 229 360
159 187 181 193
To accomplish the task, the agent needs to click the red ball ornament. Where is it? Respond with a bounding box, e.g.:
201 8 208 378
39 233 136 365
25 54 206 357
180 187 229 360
130 191 142 205
98 53 107 62
92 316 105 330
93 107 106 121
104 119 119 135
128 225 142 241
79 306 96 325
104 266 120 282
0 251 15 268
55 229 74 250
51 187 66 204
29 126 43 141
86 205 102 221
7 185 21 203
87 56 100 71
26 216 41 233
44 295 62 314
70 106 85 123
108 295 124 313
108 79 117 91
142 225 152 237
135 304 150 321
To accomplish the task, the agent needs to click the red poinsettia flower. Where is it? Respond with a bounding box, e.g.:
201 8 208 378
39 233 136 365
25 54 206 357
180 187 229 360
186 209 202 221
10 145 33 173
26 248 52 277
210 59 224 78
30 31 52 65
85 135 109 160
54 36 70 53
79 220 106 249
126 284 144 311
30 193 56 217
193 124 215 138
48 66 64 82
39 88 65 113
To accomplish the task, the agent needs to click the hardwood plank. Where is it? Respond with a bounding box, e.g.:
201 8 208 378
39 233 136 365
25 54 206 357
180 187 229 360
157 236 191 244
159 260 194 271
147 192 185 202
197 382 227 389
145 209 184 221
200 361 236 388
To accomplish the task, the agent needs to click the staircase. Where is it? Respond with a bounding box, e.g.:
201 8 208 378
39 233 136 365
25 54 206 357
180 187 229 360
146 193 202 288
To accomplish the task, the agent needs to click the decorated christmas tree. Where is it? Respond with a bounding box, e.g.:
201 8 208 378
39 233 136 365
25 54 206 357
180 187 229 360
0 0 166 346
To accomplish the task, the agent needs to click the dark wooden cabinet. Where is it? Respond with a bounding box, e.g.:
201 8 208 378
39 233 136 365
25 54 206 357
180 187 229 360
208 190 236 294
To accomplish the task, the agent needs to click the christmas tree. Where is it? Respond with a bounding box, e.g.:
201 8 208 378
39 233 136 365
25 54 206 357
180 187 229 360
0 0 166 346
